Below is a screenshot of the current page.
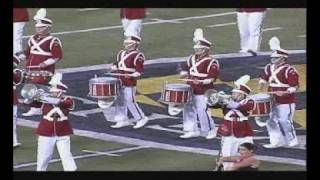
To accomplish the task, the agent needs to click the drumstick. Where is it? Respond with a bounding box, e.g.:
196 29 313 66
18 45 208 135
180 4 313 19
262 91 292 94
104 72 129 77
178 78 199 82
26 65 41 68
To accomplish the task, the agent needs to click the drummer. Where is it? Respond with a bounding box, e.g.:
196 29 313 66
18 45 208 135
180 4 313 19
108 30 149 129
179 28 219 139
20 9 63 116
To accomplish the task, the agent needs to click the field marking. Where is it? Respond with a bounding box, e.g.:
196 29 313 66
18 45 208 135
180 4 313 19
150 18 183 24
78 8 101 12
14 145 148 169
82 150 121 156
207 22 236 28
262 27 283 32
16 119 306 166
22 11 237 38
297 34 306 38
56 50 306 74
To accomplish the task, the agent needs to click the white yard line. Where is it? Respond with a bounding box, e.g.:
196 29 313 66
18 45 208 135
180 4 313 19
56 50 306 74
77 8 101 12
262 27 283 32
297 34 306 38
22 11 237 38
14 145 148 169
207 22 236 28
17 119 306 166
150 18 183 24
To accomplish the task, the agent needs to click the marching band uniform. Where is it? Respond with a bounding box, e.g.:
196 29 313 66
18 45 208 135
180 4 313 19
237 8 267 55
259 37 299 148
22 9 63 116
13 56 24 147
215 76 255 170
109 34 149 129
33 73 77 171
14 8 29 55
179 29 218 139
120 8 146 37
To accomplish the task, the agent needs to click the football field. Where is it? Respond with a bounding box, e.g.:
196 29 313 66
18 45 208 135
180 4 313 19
14 8 306 171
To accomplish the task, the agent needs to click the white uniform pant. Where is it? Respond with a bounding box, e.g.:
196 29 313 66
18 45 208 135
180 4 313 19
237 11 266 52
121 18 143 37
13 105 18 145
182 95 215 133
221 136 253 170
13 22 26 54
114 86 146 122
266 103 297 145
37 135 77 171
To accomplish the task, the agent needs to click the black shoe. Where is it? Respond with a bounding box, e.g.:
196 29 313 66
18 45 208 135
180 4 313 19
247 49 257 56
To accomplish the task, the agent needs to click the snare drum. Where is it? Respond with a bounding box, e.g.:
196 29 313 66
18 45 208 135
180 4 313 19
161 84 192 105
249 93 272 117
25 70 53 84
89 77 119 99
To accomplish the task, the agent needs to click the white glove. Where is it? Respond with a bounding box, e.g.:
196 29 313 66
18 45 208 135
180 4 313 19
129 72 141 77
17 53 26 61
259 79 268 85
180 71 188 77
201 78 213 85
43 58 59 66
23 99 32 104
226 101 240 109
287 87 297 93
111 65 118 71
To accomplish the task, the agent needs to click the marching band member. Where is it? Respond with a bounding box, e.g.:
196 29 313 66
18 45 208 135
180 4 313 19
14 8 29 56
21 9 63 116
13 55 24 148
109 31 149 129
179 28 219 139
20 73 77 171
259 37 300 148
213 75 255 171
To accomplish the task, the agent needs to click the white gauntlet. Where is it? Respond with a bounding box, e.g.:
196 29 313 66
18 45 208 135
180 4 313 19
43 58 59 66
287 87 297 93
111 65 118 71
129 72 141 77
226 101 240 109
201 78 214 85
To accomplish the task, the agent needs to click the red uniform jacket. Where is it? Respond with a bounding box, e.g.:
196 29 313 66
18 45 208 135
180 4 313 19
13 8 29 22
113 49 144 86
260 62 299 104
216 98 254 138
183 54 219 95
24 34 63 74
120 8 146 19
237 8 267 13
36 96 74 136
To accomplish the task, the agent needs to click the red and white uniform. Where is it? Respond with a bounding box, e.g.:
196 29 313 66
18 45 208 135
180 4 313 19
216 98 255 170
36 96 77 171
237 8 267 52
182 55 219 134
24 34 63 77
259 62 299 146
13 8 29 54
120 8 146 37
114 49 144 86
111 49 147 123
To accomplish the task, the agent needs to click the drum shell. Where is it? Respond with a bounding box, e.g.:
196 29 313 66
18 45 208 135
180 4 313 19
89 77 119 98
250 94 272 117
161 84 192 105
25 71 52 84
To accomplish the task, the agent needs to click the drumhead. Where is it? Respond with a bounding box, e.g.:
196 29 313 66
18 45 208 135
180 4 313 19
90 77 119 84
249 93 271 100
165 83 191 91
